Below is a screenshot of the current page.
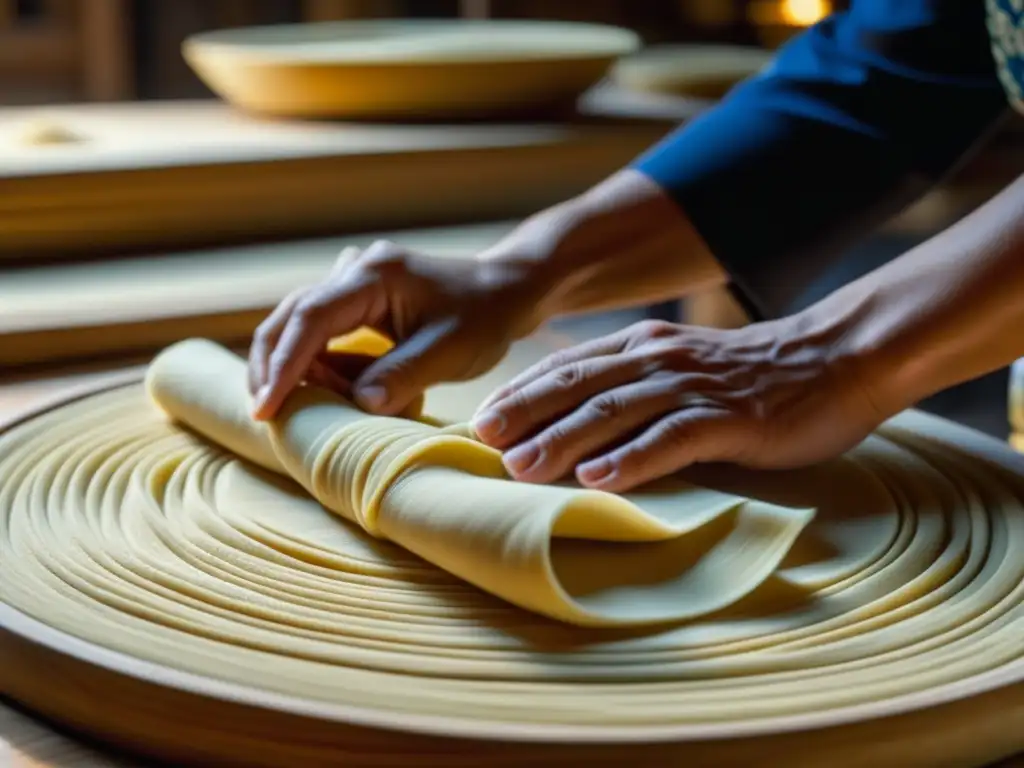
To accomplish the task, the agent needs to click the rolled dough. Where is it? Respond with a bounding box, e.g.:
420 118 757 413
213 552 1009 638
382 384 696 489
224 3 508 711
145 337 813 627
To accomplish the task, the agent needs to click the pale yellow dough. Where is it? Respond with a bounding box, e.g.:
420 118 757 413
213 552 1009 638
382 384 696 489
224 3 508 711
145 338 813 627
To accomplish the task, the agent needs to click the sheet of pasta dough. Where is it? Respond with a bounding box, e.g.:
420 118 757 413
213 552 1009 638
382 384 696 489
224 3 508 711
145 337 814 627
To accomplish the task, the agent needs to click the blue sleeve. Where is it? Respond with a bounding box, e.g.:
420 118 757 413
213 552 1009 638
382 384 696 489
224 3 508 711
633 0 1010 320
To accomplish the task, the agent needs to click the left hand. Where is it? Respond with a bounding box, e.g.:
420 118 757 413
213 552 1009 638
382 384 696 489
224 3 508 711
470 317 887 492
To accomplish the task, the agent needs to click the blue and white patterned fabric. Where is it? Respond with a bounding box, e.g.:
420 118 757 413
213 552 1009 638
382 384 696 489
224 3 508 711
988 0 1024 113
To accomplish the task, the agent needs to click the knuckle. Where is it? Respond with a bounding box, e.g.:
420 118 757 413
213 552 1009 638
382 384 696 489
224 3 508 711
255 289 303 335
542 350 577 372
265 356 289 385
634 319 675 342
363 240 407 269
251 325 276 350
267 340 292 369
374 360 407 386
495 393 528 422
482 386 513 411
608 446 641 475
635 345 671 374
333 245 363 268
293 298 327 324
251 322 271 344
533 432 556 454
586 395 625 420
532 430 567 465
655 415 694 451
550 364 584 391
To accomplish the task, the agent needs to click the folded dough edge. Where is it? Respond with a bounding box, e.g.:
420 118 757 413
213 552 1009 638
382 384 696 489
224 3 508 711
145 337 815 627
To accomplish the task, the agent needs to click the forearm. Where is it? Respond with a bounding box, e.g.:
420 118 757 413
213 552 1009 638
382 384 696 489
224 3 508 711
478 169 727 320
810 174 1024 415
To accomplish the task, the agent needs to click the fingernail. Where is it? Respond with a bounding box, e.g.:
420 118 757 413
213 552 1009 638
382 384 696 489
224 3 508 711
504 442 540 475
251 385 271 416
577 459 614 485
356 385 388 411
471 410 506 440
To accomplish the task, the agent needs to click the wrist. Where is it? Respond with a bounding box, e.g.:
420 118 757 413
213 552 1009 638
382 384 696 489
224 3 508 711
477 169 728 324
788 286 908 422
475 196 592 328
797 277 949 422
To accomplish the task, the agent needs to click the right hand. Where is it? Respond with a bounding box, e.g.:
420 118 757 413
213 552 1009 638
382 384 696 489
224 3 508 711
248 240 546 420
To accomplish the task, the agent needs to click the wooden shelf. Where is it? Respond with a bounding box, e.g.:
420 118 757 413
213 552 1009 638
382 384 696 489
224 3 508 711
0 98 673 259
0 220 515 368
0 0 133 103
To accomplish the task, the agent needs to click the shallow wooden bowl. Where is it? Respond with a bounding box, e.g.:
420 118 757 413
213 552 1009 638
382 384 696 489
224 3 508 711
183 20 640 120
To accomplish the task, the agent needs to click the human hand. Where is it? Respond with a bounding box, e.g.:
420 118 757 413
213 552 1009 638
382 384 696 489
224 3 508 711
471 316 887 492
248 241 546 420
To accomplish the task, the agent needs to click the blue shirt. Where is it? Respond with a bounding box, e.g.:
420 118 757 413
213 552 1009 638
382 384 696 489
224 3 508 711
633 0 1011 320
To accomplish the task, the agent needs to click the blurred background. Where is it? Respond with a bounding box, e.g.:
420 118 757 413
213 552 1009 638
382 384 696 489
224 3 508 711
3 0 832 104
1 0 1021 439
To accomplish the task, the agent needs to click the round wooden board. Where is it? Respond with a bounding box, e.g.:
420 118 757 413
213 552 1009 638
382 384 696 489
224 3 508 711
5 350 1024 766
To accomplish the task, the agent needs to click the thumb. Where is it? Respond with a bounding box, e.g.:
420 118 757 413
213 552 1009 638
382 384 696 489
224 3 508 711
351 322 465 417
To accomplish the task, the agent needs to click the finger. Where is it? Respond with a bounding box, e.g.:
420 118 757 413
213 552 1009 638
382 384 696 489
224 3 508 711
352 322 469 416
319 351 379 384
500 378 687 484
252 277 381 420
475 330 631 416
248 286 306 395
575 407 742 492
308 357 353 397
473 352 651 448
249 247 362 395
329 245 362 277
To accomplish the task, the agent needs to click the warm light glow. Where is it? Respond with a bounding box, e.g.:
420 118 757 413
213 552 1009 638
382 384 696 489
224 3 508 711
779 0 831 26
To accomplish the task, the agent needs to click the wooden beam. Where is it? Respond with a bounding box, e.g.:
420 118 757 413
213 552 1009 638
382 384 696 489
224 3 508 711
78 0 134 101
0 0 14 29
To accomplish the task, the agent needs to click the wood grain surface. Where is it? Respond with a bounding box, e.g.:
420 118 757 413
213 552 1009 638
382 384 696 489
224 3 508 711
0 221 513 369
0 98 671 259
